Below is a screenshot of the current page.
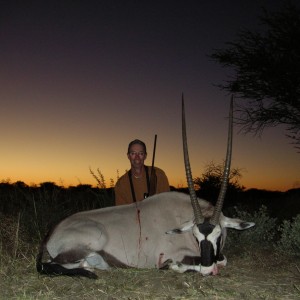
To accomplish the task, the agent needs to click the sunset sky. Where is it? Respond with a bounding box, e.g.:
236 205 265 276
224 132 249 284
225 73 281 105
1 0 299 191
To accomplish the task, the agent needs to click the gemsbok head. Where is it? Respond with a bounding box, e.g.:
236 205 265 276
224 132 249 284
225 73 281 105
166 94 245 275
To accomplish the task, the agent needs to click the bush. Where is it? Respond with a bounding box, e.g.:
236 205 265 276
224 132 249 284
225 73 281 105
276 214 300 257
225 205 277 251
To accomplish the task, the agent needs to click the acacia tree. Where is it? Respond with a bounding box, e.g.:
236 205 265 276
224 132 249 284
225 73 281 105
211 2 300 151
194 161 245 205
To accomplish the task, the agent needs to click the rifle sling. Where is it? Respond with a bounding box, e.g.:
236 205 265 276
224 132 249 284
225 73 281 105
128 166 151 202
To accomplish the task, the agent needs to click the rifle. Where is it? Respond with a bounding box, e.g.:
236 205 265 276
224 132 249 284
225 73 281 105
149 134 157 196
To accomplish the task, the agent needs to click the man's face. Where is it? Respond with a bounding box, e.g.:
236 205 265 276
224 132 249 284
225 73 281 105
127 144 147 168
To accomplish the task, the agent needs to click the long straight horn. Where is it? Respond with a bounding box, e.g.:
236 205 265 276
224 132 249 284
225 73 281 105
210 96 233 226
182 94 203 224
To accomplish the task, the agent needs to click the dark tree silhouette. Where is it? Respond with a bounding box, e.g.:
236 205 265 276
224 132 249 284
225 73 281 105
211 2 300 151
194 161 245 205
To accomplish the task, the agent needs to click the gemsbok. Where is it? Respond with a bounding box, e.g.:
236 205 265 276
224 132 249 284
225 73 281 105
36 96 255 278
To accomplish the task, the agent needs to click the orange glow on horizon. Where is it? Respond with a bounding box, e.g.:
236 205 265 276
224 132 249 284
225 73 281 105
1 171 298 192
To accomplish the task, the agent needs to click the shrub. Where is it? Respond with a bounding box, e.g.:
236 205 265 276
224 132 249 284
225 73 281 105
275 214 300 257
225 205 277 251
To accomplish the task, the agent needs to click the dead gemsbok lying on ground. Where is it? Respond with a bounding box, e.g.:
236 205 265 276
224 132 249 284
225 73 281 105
36 96 255 278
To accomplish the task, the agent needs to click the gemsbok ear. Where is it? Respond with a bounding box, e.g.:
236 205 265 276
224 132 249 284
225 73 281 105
221 216 255 230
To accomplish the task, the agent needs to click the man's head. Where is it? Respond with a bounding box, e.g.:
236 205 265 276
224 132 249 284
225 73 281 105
127 139 147 168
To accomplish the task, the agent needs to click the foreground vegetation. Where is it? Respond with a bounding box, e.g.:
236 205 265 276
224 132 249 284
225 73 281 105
0 251 299 299
0 181 299 299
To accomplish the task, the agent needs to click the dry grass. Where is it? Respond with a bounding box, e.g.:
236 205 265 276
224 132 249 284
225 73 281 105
0 247 300 300
0 195 300 299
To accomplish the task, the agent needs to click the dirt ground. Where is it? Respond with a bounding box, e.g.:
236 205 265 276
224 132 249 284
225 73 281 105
1 250 299 299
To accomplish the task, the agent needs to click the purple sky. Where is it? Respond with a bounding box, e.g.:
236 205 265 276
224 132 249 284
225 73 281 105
1 0 299 191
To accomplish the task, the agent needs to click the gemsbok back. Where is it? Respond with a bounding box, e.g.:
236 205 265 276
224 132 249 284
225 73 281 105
37 96 255 278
